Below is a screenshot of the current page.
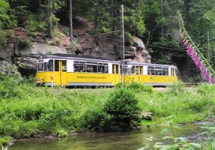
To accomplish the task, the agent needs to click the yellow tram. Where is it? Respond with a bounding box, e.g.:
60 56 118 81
36 54 178 87
36 54 121 87
123 61 178 86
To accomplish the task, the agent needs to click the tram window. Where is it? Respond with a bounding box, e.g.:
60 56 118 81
74 65 84 72
62 61 67 72
164 68 168 75
125 66 132 75
74 62 85 72
148 67 154 75
131 66 137 74
44 62 48 71
155 67 162 75
112 64 114 73
86 63 97 73
55 60 59 71
47 60 53 71
171 68 175 76
104 65 108 73
116 65 119 74
98 63 108 73
140 66 143 74
37 63 43 72
136 66 139 74
98 66 104 73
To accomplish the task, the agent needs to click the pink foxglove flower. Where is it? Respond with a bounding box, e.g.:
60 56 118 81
186 45 190 50
180 32 184 39
183 40 188 46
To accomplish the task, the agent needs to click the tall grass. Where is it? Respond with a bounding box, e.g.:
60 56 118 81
137 82 215 124
0 76 215 146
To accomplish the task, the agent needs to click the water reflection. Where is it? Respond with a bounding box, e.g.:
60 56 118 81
9 124 204 150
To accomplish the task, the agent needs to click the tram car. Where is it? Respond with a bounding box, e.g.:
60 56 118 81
123 61 178 86
36 54 178 87
36 54 121 87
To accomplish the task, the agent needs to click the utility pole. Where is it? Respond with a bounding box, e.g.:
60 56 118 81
121 5 125 82
69 0 73 41
47 0 53 38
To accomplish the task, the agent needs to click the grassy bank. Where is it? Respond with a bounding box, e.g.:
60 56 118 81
0 75 215 147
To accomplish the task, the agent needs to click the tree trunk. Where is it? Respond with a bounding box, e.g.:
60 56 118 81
47 0 53 38
94 0 98 46
69 0 73 41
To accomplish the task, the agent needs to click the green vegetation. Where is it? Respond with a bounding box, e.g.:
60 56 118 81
1 75 215 148
139 118 202 150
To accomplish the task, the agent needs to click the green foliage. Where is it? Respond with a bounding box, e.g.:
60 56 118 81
0 0 17 29
18 39 33 50
28 32 37 38
139 117 202 150
25 14 47 32
197 84 215 94
104 87 141 130
56 129 68 138
0 136 12 148
50 40 60 46
153 58 169 64
0 0 17 47
116 81 153 93
168 80 185 95
0 31 7 48
1 75 215 146
79 109 107 132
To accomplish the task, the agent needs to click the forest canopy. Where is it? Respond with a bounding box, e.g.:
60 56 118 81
1 0 215 69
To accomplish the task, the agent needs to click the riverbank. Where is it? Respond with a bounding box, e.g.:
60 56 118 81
1 76 215 147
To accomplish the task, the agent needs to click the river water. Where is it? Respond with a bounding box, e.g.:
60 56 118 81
9 124 206 150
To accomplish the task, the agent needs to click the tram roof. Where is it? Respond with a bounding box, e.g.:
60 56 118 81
39 53 119 63
125 61 177 68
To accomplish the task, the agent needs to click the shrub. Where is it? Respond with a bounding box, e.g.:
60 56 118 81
116 81 153 93
103 87 141 131
79 109 107 132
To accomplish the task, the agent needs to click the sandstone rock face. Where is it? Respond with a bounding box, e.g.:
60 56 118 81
124 36 151 63
0 35 149 76
0 60 21 77
0 42 68 76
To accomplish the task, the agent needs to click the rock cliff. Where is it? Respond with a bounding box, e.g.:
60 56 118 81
0 17 150 76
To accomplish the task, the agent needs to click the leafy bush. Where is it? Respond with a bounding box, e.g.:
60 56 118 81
116 81 153 93
197 84 215 94
104 87 141 131
139 118 202 150
0 31 7 48
79 109 107 132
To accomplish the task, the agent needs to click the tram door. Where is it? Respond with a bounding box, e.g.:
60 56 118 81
60 60 67 86
55 60 67 86
137 66 142 82
115 64 120 85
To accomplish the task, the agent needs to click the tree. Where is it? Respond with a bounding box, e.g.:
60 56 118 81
0 0 16 47
47 0 53 38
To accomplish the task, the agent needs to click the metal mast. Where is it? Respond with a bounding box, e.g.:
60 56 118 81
121 5 125 82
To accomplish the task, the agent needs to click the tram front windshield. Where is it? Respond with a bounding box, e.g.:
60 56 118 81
37 61 49 72
37 63 44 72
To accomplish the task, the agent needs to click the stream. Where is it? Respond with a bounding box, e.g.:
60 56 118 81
9 123 210 150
